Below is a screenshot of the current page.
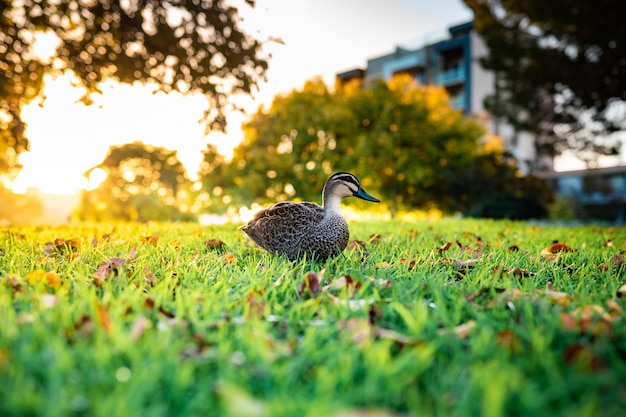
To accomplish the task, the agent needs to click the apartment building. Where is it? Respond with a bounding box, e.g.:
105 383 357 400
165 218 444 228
336 21 540 173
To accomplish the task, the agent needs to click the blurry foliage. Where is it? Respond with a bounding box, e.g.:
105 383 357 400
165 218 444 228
77 142 192 222
0 0 268 179
0 185 43 225
201 75 552 217
464 0 626 166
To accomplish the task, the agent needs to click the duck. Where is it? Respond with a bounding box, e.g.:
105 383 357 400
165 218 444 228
240 172 380 261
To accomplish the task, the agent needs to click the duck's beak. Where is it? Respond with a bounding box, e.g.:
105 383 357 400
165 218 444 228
354 187 380 203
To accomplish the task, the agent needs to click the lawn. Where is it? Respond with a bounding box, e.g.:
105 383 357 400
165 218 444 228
1 219 625 417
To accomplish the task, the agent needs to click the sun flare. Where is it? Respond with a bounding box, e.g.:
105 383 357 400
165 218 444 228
10 73 242 196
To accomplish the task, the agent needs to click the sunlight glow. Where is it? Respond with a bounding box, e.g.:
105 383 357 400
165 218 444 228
11 73 241 195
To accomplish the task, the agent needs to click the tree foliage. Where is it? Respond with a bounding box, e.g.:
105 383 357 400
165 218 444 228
202 76 549 216
0 0 268 178
0 185 43 225
463 0 626 165
77 142 190 221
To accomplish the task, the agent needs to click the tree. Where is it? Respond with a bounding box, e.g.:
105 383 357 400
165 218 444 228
463 0 626 167
210 75 548 217
219 77 344 207
0 185 43 225
77 142 190 221
337 76 486 215
0 0 268 179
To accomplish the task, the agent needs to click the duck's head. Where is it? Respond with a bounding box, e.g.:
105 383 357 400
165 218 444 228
323 172 380 206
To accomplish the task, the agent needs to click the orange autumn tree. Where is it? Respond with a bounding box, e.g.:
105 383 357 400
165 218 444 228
217 75 548 216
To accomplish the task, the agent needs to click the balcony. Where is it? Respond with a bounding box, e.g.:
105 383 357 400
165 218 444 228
435 67 466 86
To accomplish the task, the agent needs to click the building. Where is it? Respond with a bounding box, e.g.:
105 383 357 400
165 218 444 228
536 165 626 222
336 21 540 173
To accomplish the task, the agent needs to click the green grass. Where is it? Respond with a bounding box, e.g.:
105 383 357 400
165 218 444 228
1 219 625 417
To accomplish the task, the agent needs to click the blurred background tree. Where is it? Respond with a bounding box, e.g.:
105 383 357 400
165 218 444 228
77 142 190 221
203 75 551 218
463 0 626 168
0 184 43 225
0 0 268 181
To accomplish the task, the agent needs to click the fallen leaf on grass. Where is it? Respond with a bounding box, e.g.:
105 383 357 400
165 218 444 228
3 230 25 239
438 242 452 254
141 235 159 246
65 315 94 341
324 275 362 296
439 258 479 279
43 238 81 255
617 282 626 298
204 239 226 250
437 320 476 339
96 303 111 334
130 316 151 341
397 257 417 270
492 265 535 279
26 270 62 289
337 318 417 347
93 257 128 286
246 290 266 318
496 329 522 352
346 240 366 251
299 271 322 296
221 252 238 264
559 304 615 336
1 275 24 293
562 343 605 372
541 243 576 260
456 240 483 258
143 266 157 284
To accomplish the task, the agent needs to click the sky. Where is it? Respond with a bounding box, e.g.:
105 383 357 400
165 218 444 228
11 0 474 195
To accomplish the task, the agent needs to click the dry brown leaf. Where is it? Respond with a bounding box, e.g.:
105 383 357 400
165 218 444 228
1 275 24 294
130 316 151 341
143 266 157 284
438 320 476 339
141 235 159 246
96 303 111 334
246 290 266 319
93 257 127 286
542 289 572 306
205 239 226 250
541 243 577 260
346 240 366 251
398 257 417 270
43 237 81 255
299 271 322 296
221 252 238 264
617 282 626 298
496 329 521 352
562 343 605 372
438 242 452 253
559 305 614 336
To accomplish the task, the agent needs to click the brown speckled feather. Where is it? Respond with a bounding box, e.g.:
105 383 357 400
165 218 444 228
240 172 379 261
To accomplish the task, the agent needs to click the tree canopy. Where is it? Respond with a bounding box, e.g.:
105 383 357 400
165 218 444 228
463 0 626 166
0 0 268 178
77 142 190 221
201 76 549 217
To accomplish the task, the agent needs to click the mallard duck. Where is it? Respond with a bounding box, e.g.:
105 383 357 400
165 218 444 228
240 172 380 261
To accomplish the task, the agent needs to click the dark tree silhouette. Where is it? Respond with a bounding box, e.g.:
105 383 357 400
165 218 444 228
464 0 626 166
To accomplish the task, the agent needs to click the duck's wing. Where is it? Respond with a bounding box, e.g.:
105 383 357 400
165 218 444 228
240 202 324 255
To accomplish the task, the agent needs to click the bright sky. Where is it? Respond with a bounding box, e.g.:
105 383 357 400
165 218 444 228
11 0 474 195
